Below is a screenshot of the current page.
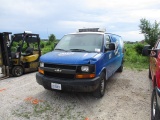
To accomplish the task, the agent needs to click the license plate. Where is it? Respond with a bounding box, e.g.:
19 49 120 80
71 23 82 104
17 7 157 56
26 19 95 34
51 83 62 90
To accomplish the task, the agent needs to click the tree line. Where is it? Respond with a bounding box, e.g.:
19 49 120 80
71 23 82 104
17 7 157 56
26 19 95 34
139 18 160 47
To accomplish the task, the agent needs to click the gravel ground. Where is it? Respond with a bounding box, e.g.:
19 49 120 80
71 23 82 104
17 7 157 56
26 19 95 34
0 68 152 120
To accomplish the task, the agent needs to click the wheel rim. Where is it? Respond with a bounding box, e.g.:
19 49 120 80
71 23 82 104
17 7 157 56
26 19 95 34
152 93 156 117
100 78 105 94
15 67 22 76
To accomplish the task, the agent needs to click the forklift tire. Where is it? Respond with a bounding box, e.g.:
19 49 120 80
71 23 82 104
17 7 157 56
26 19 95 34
12 66 23 77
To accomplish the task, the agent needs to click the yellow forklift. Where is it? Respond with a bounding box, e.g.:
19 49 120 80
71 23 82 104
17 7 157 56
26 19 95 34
0 31 41 78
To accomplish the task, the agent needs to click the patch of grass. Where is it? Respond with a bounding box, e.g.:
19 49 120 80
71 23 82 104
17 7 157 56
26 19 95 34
13 102 52 119
58 104 84 120
124 43 149 70
12 99 85 120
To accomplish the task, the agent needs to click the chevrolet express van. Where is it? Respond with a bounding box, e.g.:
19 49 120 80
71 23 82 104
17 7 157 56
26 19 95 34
36 28 124 98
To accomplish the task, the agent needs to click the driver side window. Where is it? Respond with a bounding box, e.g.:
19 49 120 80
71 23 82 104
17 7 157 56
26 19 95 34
105 35 110 49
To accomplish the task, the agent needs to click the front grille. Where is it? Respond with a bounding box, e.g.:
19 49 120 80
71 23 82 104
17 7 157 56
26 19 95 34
44 63 76 79
44 63 76 70
45 71 75 79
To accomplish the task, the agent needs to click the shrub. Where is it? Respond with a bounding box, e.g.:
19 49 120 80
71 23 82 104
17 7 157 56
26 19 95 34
42 47 52 54
40 42 45 48
46 41 51 46
124 43 149 70
134 43 144 55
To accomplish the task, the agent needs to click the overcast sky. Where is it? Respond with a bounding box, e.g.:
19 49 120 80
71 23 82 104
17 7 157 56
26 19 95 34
0 0 160 41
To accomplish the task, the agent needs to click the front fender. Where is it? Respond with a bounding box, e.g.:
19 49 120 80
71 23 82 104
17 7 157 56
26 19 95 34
98 67 108 80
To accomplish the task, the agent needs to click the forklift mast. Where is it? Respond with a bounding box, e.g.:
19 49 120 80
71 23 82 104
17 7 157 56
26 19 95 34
0 32 12 78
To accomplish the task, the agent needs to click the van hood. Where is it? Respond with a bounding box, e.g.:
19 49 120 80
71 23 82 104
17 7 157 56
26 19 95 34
40 51 102 65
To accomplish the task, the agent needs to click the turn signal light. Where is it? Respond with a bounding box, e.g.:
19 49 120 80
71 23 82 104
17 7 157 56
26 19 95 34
76 74 95 79
38 68 44 74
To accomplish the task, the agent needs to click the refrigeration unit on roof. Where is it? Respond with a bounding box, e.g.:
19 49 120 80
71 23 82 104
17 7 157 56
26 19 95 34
78 28 106 32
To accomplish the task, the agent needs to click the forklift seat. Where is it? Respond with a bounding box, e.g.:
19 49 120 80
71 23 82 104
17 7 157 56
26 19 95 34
25 47 33 56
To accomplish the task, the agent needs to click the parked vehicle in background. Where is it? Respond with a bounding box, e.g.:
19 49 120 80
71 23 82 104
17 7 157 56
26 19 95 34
142 36 160 120
36 28 124 98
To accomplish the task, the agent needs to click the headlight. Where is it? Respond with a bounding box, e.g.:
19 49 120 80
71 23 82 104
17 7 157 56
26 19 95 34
81 66 89 72
40 62 44 67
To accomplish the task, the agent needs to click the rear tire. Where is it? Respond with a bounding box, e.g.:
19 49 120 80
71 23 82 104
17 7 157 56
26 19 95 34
93 72 106 98
151 89 160 120
12 66 23 77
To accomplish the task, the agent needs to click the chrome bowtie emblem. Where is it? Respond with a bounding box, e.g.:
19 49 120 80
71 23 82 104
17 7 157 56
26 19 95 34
54 68 62 72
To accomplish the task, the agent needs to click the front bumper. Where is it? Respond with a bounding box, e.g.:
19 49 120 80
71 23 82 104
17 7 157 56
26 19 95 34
36 73 100 92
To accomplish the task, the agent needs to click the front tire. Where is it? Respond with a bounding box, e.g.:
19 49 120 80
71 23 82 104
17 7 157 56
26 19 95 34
93 72 106 98
151 88 160 120
12 66 23 77
117 62 123 72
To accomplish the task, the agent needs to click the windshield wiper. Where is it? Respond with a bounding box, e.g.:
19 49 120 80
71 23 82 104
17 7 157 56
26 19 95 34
70 49 88 52
54 48 67 51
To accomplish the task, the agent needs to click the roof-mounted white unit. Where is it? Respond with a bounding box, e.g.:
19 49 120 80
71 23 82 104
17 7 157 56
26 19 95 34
24 31 32 34
98 28 106 32
78 28 106 32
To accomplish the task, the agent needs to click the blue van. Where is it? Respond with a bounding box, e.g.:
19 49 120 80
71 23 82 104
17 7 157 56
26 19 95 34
36 28 124 98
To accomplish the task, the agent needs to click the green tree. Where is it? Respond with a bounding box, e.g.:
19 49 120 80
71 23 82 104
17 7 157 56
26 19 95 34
139 18 160 47
48 34 56 42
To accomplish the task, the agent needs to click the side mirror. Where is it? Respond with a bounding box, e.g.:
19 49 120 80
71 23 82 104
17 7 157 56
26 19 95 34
150 49 159 58
105 43 115 51
142 45 151 56
142 45 160 58
109 43 115 50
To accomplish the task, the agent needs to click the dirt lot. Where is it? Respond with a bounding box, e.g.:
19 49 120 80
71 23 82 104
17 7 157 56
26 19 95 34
0 68 152 120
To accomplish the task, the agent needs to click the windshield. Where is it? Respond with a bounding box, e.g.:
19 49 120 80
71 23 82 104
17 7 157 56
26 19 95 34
10 35 39 53
55 34 103 52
